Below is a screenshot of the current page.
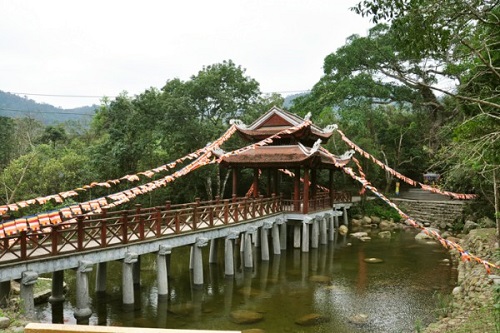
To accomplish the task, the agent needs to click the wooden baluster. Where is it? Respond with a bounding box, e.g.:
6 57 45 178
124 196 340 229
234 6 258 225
259 195 264 216
224 200 229 224
100 208 107 248
193 198 200 231
51 225 59 255
243 196 248 220
155 207 162 237
77 215 84 251
209 205 214 227
233 195 239 223
122 212 129 244
175 212 180 234
20 231 27 260
136 204 144 240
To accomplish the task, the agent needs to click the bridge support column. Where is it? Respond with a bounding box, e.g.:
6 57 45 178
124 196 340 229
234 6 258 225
122 252 138 309
320 215 328 245
280 222 287 250
244 229 255 270
157 245 171 299
293 225 301 248
74 261 92 324
0 281 11 308
225 232 239 276
193 237 208 287
209 239 218 264
20 271 38 320
95 262 107 294
272 222 281 255
311 218 319 249
343 206 349 226
329 215 335 241
301 220 310 253
49 270 65 303
261 222 272 261
334 214 340 228
133 255 141 287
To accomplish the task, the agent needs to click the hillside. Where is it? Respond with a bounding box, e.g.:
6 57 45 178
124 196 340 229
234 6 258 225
0 91 96 124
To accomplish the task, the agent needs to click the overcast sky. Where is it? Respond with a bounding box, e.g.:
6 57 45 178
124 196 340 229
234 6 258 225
1 0 372 109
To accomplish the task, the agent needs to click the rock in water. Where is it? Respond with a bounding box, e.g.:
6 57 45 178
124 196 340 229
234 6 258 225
350 232 368 239
349 313 368 325
0 317 10 329
230 310 264 324
378 231 391 239
363 257 384 263
295 313 330 326
338 225 348 235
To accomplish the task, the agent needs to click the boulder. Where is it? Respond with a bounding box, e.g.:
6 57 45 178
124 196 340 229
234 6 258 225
350 232 368 239
351 219 362 227
379 220 392 230
370 216 381 224
359 236 372 242
295 313 330 326
362 216 372 224
378 231 391 239
230 310 264 324
0 317 10 329
477 217 495 228
338 225 348 235
463 220 479 233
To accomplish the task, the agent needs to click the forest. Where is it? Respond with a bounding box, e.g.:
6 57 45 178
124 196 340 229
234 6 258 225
0 0 498 234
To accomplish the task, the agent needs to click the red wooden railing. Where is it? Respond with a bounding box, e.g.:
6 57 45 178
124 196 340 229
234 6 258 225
0 192 351 265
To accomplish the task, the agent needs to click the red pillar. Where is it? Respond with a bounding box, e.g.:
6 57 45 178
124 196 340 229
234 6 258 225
253 168 259 198
232 167 238 198
294 168 300 211
303 168 310 214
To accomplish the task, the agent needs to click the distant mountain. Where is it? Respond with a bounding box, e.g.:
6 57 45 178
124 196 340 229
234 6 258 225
283 92 309 109
0 91 97 125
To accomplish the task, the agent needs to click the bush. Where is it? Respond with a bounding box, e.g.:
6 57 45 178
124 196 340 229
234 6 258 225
355 198 402 222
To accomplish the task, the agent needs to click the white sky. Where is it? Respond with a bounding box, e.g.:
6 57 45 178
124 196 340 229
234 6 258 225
0 0 372 109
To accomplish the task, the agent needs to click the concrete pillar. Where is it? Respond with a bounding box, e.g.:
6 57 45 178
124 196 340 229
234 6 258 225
280 222 287 250
329 215 335 241
20 271 38 320
0 280 11 308
122 252 138 308
272 223 281 255
293 224 301 248
334 215 340 229
74 260 92 324
193 237 208 287
343 206 349 226
133 255 141 287
301 221 310 253
261 222 272 261
49 270 65 303
311 218 319 249
95 262 107 294
157 245 171 299
320 216 328 245
209 238 218 264
225 232 239 276
244 230 254 270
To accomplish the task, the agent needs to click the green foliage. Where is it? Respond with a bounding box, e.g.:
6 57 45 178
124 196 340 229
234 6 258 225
353 198 402 222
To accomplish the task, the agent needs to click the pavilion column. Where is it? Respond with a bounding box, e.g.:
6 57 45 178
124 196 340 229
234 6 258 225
294 168 300 211
232 167 238 197
253 168 259 198
225 232 239 276
329 169 334 207
303 167 310 214
193 237 208 287
20 271 38 320
157 245 171 299
74 261 92 324
122 253 138 308
311 168 317 206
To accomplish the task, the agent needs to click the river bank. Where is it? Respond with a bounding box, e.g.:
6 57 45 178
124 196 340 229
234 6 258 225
423 228 499 333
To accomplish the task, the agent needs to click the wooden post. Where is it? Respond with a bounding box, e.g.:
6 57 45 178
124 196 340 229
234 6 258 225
311 168 317 210
253 168 259 198
303 168 310 214
122 212 128 244
20 231 27 260
51 225 59 255
294 167 300 211
77 216 84 251
136 204 144 240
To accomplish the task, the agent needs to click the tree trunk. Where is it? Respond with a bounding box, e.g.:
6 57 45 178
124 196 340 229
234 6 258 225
493 169 500 246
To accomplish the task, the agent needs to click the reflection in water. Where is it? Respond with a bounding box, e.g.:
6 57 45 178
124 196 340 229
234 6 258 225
36 228 455 333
